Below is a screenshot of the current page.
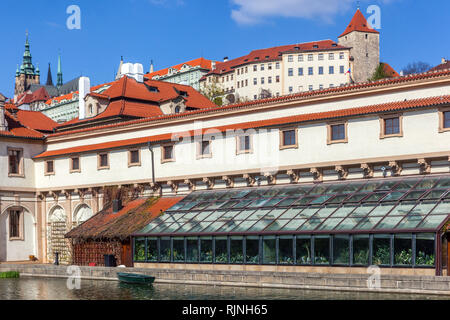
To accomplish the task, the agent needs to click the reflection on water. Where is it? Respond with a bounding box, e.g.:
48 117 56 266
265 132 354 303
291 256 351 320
0 277 448 300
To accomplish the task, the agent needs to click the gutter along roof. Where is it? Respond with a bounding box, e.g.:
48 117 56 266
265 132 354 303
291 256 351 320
34 95 450 159
46 69 450 139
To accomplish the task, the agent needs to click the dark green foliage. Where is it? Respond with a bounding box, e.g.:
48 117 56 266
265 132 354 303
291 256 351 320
0 271 20 278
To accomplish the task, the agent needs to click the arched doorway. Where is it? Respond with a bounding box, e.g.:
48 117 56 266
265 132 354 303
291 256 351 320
73 204 93 226
47 206 69 264
0 206 36 262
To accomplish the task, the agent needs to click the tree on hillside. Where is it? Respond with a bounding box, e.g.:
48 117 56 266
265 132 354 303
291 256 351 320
200 82 225 107
369 63 389 81
402 61 431 75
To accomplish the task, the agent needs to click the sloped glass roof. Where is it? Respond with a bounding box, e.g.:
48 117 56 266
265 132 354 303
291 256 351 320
135 175 450 236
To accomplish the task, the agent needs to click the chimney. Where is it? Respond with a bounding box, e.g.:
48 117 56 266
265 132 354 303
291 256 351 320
112 199 122 213
211 61 216 70
0 94 7 131
78 77 90 120
223 57 229 62
400 70 404 76
150 60 154 73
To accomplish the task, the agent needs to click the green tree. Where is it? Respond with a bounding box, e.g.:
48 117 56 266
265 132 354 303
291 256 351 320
200 81 225 106
369 63 389 81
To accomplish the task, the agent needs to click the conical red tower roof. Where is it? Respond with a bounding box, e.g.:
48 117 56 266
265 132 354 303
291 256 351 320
339 9 380 38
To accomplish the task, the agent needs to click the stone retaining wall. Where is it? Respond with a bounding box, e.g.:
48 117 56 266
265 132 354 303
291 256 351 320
1 263 449 296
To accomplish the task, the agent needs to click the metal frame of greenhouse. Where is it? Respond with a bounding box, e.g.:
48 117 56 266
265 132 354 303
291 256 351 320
132 174 450 276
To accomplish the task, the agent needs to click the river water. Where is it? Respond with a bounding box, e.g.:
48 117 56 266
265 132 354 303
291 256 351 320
0 277 448 300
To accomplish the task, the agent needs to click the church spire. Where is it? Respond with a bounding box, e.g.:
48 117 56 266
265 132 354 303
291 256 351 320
46 63 54 86
20 30 37 75
57 53 63 87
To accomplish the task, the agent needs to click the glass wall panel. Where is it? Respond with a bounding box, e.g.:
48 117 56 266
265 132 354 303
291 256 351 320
134 237 146 261
146 238 158 262
230 237 244 264
353 235 369 265
428 200 450 215
265 219 290 231
246 236 259 264
262 236 276 264
186 238 199 263
279 236 294 264
335 217 362 231
160 237 171 262
333 235 350 265
417 215 448 229
316 218 344 231
299 218 324 231
368 203 395 216
394 234 412 266
314 236 330 265
215 237 228 263
296 236 312 264
415 234 435 267
173 238 185 262
373 234 391 266
200 237 213 263
356 216 383 230
388 201 416 216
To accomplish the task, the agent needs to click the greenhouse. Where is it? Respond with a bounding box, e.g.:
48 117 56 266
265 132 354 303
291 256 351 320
133 175 450 275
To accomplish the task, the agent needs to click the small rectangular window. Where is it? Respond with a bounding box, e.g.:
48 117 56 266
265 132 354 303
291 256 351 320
318 53 324 61
237 135 252 154
253 65 257 72
308 54 313 61
329 53 334 60
276 75 280 83
275 62 280 69
253 78 257 85
70 157 80 172
444 111 450 129
129 149 141 166
268 63 272 70
340 66 345 74
289 86 293 93
161 145 174 163
298 68 303 76
280 129 298 149
318 66 324 75
288 68 293 76
339 52 345 59
45 160 54 175
8 148 23 176
329 66 334 74
98 153 109 169
260 64 264 71
9 210 22 240
328 123 347 143
298 54 304 62
268 76 272 84
308 67 313 75
288 55 293 62
385 117 400 135
198 140 211 158
261 77 265 84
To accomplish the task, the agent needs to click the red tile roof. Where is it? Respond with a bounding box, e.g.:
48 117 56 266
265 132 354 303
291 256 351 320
382 62 400 78
429 60 450 73
35 95 450 159
205 40 349 76
65 196 184 240
46 68 450 139
145 57 213 79
45 82 113 105
4 104 58 132
55 76 216 129
339 9 380 38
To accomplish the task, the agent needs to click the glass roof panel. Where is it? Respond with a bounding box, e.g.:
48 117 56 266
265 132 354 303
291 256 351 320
387 201 416 216
265 219 291 231
375 216 404 230
316 218 344 231
283 218 308 231
298 218 324 231
417 215 448 229
329 204 357 218
335 217 363 231
279 207 304 219
138 175 450 235
356 216 384 230
247 219 275 232
428 200 450 215
381 191 405 202
314 206 339 218
234 209 256 220
368 203 396 216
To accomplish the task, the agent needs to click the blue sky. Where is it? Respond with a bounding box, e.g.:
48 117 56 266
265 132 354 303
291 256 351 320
0 0 448 98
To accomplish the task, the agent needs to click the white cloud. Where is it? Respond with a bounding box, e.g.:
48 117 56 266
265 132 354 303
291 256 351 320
230 0 392 25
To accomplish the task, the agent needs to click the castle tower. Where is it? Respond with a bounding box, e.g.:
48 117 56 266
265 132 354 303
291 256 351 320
338 9 380 83
14 32 40 99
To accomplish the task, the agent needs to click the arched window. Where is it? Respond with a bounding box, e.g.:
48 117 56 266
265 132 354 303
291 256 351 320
88 104 93 115
73 204 93 225
175 106 181 113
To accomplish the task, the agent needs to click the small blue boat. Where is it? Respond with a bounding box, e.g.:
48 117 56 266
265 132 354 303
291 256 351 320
117 272 155 284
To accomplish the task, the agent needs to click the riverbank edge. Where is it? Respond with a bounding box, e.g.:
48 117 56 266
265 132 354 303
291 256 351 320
1 264 449 296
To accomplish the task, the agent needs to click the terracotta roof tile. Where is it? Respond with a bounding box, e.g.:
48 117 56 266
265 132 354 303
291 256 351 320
339 9 380 38
145 57 213 79
382 62 400 78
35 95 450 159
65 196 184 240
429 60 450 73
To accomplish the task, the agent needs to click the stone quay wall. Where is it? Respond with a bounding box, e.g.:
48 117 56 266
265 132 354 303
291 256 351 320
0 263 449 296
